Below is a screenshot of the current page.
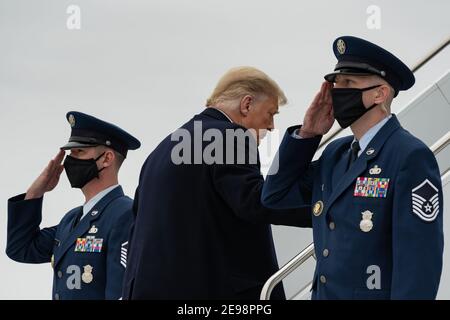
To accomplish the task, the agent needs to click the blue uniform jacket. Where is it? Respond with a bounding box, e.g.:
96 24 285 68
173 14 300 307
6 186 133 300
122 108 312 300
262 115 444 299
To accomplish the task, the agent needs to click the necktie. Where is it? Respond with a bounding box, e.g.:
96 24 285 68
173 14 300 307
347 140 361 170
72 208 83 230
351 141 361 162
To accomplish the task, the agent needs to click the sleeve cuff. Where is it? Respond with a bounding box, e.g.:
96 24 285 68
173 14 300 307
291 129 303 139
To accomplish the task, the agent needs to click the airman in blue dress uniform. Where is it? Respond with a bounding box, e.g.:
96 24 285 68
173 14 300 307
6 111 140 299
262 36 444 299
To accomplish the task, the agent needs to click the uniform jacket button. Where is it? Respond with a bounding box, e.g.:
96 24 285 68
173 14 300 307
320 275 327 284
323 249 329 257
54 293 60 300
57 271 63 278
329 222 336 230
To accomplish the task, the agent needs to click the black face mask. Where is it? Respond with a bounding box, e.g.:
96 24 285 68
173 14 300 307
331 85 381 128
63 152 105 189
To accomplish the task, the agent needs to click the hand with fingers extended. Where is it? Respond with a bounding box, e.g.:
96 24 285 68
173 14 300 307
300 81 335 138
25 150 66 200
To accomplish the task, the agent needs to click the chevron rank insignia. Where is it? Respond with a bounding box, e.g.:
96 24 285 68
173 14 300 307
412 179 439 222
120 241 128 268
354 177 390 198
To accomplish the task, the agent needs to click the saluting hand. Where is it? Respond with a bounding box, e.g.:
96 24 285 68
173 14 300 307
299 81 335 138
25 150 66 200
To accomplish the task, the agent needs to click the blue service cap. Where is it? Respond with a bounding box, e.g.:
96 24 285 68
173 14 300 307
60 111 141 158
324 36 415 96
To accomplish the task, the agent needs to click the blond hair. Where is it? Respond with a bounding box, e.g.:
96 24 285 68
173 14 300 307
206 66 287 107
377 77 395 113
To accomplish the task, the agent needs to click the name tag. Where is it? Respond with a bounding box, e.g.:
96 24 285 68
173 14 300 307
354 177 390 198
75 236 103 253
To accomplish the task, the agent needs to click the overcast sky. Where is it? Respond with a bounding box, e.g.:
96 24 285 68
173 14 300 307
0 0 449 299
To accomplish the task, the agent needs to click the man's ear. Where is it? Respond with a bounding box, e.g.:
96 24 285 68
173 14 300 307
102 150 115 168
374 85 390 105
239 95 253 117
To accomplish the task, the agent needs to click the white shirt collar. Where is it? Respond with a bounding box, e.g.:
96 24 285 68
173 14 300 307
81 184 120 220
354 115 392 157
213 108 233 123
